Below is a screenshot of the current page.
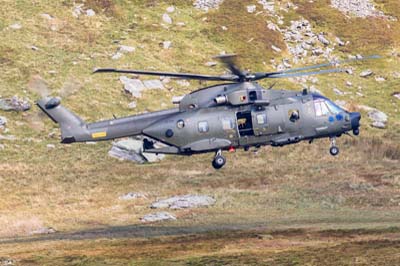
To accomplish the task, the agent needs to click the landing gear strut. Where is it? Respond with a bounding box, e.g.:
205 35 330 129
329 137 339 156
212 149 226 170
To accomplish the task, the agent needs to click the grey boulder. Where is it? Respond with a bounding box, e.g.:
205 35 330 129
119 192 146 200
151 195 216 209
318 34 330 46
0 96 30 112
30 227 56 235
120 76 145 98
162 13 173 24
360 70 373 78
371 121 386 129
0 116 7 127
140 212 176 223
368 109 388 129
143 80 165 90
109 138 165 164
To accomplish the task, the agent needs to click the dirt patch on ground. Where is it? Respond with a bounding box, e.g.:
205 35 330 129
2 226 400 265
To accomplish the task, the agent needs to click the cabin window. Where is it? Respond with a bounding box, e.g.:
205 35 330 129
198 121 209 133
256 114 267 125
176 119 185 129
249 91 258 101
221 118 234 130
288 109 300 122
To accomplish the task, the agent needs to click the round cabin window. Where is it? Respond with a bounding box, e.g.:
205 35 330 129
177 119 185 129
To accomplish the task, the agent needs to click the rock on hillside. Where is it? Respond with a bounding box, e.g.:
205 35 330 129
119 192 147 200
194 0 224 11
368 109 388 129
331 0 391 19
151 195 216 209
140 212 176 223
120 76 164 98
0 97 30 112
0 116 7 128
109 138 165 164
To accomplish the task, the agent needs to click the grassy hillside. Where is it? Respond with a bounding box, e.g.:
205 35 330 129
0 0 399 265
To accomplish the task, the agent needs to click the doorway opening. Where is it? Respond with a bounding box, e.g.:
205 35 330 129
236 111 254 136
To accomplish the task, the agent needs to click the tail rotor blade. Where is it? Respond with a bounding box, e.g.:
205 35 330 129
214 54 247 80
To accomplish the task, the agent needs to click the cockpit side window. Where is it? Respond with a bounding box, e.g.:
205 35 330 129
325 100 342 114
312 94 344 117
314 99 330 116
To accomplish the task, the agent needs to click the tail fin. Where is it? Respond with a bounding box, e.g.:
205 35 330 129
37 97 89 143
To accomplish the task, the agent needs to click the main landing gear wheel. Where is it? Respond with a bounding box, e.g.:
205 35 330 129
212 150 226 170
330 146 339 156
329 137 339 156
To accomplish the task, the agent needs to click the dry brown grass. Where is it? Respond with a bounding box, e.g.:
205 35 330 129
0 134 398 239
1 227 400 265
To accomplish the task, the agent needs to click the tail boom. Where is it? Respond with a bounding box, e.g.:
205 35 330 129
37 97 179 143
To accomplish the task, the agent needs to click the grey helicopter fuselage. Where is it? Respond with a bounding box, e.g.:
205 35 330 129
37 81 361 169
144 82 359 153
139 82 360 154
38 54 375 169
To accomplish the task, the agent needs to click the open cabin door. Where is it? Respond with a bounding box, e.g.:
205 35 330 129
236 111 254 146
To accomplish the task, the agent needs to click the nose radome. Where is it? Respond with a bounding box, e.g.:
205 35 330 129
350 112 361 130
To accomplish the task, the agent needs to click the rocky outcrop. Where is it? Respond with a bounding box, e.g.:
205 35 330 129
279 19 336 65
331 0 392 19
193 0 224 11
140 212 176 223
29 227 57 235
151 195 216 209
358 105 388 129
258 0 275 13
368 109 388 129
360 69 373 78
120 76 165 98
0 96 30 112
119 192 147 200
111 45 135 60
72 4 96 18
109 138 165 164
247 5 257 13
162 13 173 24
0 116 7 128
0 258 14 266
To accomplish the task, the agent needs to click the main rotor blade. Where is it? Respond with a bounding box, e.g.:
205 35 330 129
253 55 380 81
214 54 247 79
265 68 346 79
93 68 239 81
280 55 381 74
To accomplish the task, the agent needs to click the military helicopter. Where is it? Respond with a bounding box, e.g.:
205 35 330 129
37 55 377 169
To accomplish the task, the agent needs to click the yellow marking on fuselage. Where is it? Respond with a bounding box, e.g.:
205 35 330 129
92 132 107 139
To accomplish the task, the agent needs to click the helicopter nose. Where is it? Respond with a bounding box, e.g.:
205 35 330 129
350 112 361 135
